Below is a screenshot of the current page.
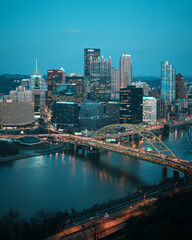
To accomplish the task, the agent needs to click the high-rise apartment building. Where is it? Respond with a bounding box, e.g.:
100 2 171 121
120 54 132 88
90 56 111 102
120 86 143 124
47 69 65 109
84 48 100 77
161 61 176 103
176 73 185 99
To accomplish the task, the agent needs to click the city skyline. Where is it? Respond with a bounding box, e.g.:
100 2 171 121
1 0 192 76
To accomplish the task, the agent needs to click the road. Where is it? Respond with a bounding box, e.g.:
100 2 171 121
47 179 188 240
47 198 155 240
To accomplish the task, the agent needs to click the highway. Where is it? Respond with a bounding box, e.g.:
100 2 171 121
48 179 189 240
47 179 187 240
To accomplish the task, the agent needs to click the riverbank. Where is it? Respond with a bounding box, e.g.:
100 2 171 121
0 144 69 164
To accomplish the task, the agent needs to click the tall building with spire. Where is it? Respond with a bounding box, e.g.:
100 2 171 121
30 60 46 118
30 59 44 89
161 61 176 103
120 54 132 88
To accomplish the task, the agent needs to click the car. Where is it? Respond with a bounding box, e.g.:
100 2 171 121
103 213 110 220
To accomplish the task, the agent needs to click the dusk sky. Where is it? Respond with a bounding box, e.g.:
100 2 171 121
1 0 192 76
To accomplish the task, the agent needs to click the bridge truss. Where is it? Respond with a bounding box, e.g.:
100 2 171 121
92 124 176 163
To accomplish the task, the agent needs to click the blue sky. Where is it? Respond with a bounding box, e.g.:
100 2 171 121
0 0 192 76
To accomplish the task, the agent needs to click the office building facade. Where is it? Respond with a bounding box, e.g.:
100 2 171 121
80 102 111 130
90 56 111 102
106 102 120 124
120 86 143 124
111 68 120 99
80 102 104 118
176 73 185 99
0 102 34 126
51 102 79 127
9 86 32 102
66 75 84 103
157 99 166 120
47 69 65 109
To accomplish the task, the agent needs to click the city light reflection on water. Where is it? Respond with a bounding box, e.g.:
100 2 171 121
0 128 190 218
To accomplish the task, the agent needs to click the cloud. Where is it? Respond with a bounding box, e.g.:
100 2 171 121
61 29 95 35
62 29 81 33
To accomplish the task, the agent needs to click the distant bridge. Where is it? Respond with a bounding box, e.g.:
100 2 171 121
2 124 192 175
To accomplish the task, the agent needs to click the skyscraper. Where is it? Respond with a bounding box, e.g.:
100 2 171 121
161 61 176 103
120 54 132 88
47 69 65 109
66 74 84 103
111 68 120 99
90 56 111 102
84 48 100 77
120 86 143 124
176 73 185 99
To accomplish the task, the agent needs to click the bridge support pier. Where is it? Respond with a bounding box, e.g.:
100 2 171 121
74 143 77 152
173 170 180 179
82 147 87 157
184 172 189 182
162 166 167 183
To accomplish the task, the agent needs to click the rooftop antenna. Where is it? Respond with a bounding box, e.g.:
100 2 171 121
36 58 38 75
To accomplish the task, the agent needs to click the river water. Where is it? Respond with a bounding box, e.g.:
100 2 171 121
0 128 191 219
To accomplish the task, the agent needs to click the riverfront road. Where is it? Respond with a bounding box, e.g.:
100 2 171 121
47 199 156 240
47 179 187 240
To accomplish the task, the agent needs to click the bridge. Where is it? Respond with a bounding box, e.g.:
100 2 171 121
50 124 192 177
2 124 192 176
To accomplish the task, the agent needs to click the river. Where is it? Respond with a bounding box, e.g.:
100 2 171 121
0 128 191 219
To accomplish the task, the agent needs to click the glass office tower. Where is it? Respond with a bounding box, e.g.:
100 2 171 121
161 61 176 103
84 48 100 77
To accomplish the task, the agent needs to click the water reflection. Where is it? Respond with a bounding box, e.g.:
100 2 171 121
0 128 190 218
